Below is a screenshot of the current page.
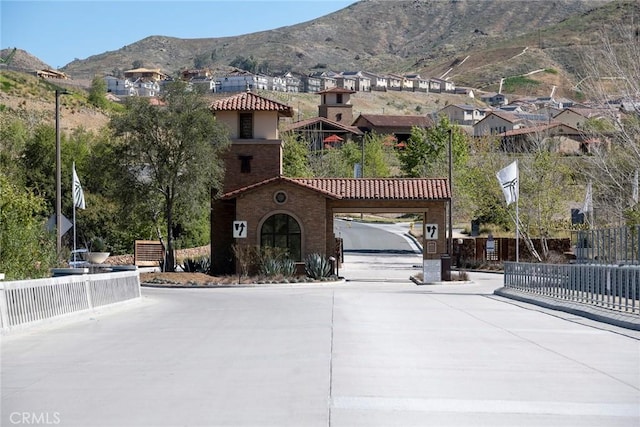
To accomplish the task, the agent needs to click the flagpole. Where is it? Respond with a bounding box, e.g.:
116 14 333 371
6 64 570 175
515 160 519 262
72 162 77 264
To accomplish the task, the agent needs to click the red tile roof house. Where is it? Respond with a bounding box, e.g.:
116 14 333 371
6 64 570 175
209 91 451 282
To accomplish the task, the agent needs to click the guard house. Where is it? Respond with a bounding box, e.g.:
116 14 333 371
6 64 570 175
210 91 450 281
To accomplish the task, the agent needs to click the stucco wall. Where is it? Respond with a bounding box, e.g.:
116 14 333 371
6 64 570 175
215 111 280 139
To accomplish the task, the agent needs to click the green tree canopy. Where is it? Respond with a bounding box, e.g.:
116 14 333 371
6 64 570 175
0 174 57 279
109 81 230 271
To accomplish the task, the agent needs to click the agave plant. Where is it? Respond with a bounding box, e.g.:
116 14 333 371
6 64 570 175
304 253 332 279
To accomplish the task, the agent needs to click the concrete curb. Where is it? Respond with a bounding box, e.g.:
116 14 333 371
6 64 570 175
141 278 347 289
494 287 640 331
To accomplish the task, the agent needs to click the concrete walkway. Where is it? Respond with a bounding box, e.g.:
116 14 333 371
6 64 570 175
2 254 639 426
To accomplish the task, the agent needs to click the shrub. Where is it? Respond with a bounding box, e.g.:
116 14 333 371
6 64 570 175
181 256 211 273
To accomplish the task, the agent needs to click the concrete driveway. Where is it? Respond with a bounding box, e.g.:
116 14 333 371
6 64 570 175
2 253 639 427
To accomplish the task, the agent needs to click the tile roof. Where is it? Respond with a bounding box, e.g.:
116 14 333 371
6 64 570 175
355 114 434 128
316 87 356 95
210 92 294 117
222 177 450 200
282 117 363 135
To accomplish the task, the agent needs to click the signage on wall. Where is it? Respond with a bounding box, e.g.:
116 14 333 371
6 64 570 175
424 224 438 240
233 221 247 238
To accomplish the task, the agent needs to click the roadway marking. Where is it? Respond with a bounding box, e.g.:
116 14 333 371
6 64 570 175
331 396 639 417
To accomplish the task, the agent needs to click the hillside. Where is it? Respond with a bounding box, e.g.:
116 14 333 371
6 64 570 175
0 68 475 134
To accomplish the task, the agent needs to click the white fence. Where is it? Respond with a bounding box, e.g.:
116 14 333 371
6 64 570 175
0 271 141 332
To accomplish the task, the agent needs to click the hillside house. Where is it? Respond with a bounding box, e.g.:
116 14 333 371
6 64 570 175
352 114 434 144
214 70 269 92
553 107 613 129
498 123 591 154
36 69 68 80
386 74 403 91
190 76 217 93
480 92 507 107
430 78 455 93
338 71 371 92
473 111 525 136
123 68 168 82
181 69 211 81
405 74 429 92
105 76 137 96
362 71 388 91
209 91 451 282
438 104 488 126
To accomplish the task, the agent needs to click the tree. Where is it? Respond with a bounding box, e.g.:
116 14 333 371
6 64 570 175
282 132 312 177
110 81 230 271
0 174 57 279
577 18 640 226
399 116 467 178
88 76 108 109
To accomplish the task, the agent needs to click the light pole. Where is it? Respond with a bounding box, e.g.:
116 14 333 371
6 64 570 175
55 88 69 254
448 128 453 256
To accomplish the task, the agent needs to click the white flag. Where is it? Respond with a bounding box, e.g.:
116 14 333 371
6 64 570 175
496 160 518 205
73 163 86 210
579 181 592 214
632 170 638 204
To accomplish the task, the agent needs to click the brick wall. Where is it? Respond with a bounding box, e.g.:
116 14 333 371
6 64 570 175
221 140 282 193
235 181 329 258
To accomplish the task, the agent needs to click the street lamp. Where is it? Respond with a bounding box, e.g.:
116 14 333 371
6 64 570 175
448 128 453 256
55 88 69 254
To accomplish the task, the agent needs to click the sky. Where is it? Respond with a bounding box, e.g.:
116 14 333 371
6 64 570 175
1 0 355 69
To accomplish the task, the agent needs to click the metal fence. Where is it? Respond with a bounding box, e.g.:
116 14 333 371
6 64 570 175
572 226 640 265
0 271 141 332
504 262 640 314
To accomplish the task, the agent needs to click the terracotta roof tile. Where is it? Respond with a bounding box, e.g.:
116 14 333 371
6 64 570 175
210 92 294 117
222 177 450 200
355 114 433 128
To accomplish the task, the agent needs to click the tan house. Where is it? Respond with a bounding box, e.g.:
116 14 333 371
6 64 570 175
352 114 434 143
553 107 612 129
209 91 451 281
438 104 489 126
123 68 168 81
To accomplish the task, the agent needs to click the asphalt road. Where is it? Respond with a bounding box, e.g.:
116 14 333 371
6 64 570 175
2 252 639 427
334 219 421 254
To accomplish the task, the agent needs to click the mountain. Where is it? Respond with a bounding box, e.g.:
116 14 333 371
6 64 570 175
5 0 638 99
58 0 625 82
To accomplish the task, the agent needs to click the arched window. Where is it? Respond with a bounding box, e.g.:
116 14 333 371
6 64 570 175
260 214 302 261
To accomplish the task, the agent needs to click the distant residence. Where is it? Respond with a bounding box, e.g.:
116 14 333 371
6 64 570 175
479 92 507 107
438 104 489 126
473 110 548 137
123 67 168 82
553 106 616 130
498 122 594 154
36 68 68 80
105 75 160 97
352 114 434 144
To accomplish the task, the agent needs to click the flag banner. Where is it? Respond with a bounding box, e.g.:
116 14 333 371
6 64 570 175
633 170 638 204
496 160 518 205
579 181 592 214
73 163 86 209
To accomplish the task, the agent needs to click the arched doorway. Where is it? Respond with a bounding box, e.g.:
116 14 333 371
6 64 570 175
260 213 302 261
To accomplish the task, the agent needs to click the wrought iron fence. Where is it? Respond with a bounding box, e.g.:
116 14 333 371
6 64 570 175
504 262 639 314
572 226 640 265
